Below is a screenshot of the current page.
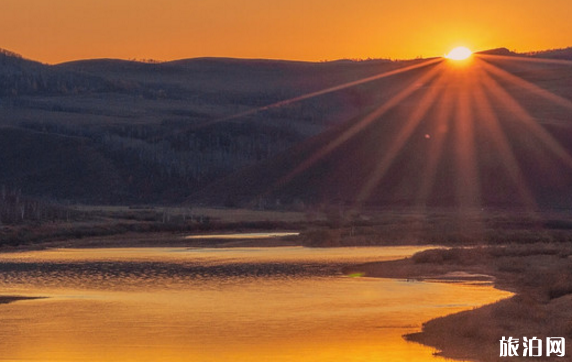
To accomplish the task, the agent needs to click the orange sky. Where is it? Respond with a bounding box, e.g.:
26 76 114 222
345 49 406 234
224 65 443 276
2 0 572 64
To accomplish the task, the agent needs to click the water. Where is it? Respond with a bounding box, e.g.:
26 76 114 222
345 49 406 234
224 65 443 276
0 246 511 362
185 232 300 239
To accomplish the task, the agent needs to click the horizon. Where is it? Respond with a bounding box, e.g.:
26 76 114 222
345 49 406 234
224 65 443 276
3 0 572 64
3 44 571 66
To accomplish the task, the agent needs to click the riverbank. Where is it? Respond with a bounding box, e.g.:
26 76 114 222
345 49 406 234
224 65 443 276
5 206 572 250
344 244 572 361
3 207 572 361
0 207 308 249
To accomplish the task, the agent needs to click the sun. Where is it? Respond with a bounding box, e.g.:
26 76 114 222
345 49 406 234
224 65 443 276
445 46 473 61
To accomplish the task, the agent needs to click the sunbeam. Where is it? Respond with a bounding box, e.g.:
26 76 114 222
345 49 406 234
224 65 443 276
272 62 446 191
204 50 572 210
477 53 572 66
355 70 447 205
479 67 572 170
453 68 481 209
473 67 537 209
191 58 443 130
479 59 572 111
416 76 454 206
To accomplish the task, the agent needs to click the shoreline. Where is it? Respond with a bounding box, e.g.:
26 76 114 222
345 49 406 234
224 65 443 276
344 245 572 361
0 296 44 305
0 230 305 254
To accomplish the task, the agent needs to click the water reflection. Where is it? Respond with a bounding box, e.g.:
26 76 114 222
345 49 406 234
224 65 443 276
185 232 300 239
0 246 511 362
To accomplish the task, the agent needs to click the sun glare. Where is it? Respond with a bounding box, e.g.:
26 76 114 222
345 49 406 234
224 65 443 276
446 46 473 61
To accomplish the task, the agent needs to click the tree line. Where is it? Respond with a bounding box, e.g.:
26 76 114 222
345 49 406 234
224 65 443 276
0 186 70 224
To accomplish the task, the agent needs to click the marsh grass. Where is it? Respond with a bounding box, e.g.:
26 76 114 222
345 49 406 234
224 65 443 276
5 206 572 251
300 208 572 247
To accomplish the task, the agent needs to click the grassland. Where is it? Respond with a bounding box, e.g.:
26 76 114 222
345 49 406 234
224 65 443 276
4 205 572 248
0 205 312 249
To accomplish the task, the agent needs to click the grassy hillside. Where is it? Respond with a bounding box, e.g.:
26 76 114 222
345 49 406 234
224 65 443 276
193 55 572 209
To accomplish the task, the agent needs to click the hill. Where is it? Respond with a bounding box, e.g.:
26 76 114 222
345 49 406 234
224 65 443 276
477 46 572 61
0 48 404 203
192 54 572 209
528 46 572 60
2 48 572 209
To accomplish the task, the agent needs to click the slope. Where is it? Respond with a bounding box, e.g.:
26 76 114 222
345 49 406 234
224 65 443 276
192 55 572 210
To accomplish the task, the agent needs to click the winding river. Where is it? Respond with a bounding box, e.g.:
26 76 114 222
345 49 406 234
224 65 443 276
0 246 511 362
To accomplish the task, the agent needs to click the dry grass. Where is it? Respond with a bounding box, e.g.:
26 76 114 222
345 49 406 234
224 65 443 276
408 294 572 361
347 243 572 361
5 206 572 251
0 205 311 248
73 205 311 223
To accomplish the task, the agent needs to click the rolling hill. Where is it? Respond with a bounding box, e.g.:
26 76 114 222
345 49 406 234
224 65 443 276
192 52 572 210
0 49 412 203
1 47 572 209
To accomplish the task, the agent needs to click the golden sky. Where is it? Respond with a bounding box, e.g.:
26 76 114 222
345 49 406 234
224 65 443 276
2 0 572 64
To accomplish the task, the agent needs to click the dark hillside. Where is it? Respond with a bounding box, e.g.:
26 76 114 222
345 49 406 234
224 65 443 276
0 49 114 97
0 49 406 203
528 46 572 60
3 48 572 208
193 56 572 209
0 126 122 202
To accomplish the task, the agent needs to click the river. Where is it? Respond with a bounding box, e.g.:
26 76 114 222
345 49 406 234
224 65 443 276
0 245 511 362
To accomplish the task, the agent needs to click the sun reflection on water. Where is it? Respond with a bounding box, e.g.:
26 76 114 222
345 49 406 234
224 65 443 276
0 247 511 362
